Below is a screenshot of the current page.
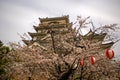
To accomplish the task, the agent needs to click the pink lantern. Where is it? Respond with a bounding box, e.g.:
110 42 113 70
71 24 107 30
105 49 114 59
80 60 84 66
90 56 95 65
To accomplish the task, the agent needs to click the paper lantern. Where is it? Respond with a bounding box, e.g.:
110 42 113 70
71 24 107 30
90 56 95 65
105 49 114 59
80 60 84 66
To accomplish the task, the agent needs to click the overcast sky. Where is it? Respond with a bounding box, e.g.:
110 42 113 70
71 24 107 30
0 0 120 59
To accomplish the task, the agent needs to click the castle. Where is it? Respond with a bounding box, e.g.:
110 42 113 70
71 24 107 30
23 15 114 53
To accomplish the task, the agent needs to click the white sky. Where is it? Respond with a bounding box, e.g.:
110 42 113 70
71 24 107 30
0 0 120 59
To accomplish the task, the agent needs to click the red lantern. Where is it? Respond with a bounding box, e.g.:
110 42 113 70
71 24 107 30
80 60 84 66
105 49 114 59
90 56 95 65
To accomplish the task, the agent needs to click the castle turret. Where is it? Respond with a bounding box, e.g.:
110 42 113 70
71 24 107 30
23 15 72 50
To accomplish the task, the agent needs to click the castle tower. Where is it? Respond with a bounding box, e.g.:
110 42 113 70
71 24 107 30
22 15 72 51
